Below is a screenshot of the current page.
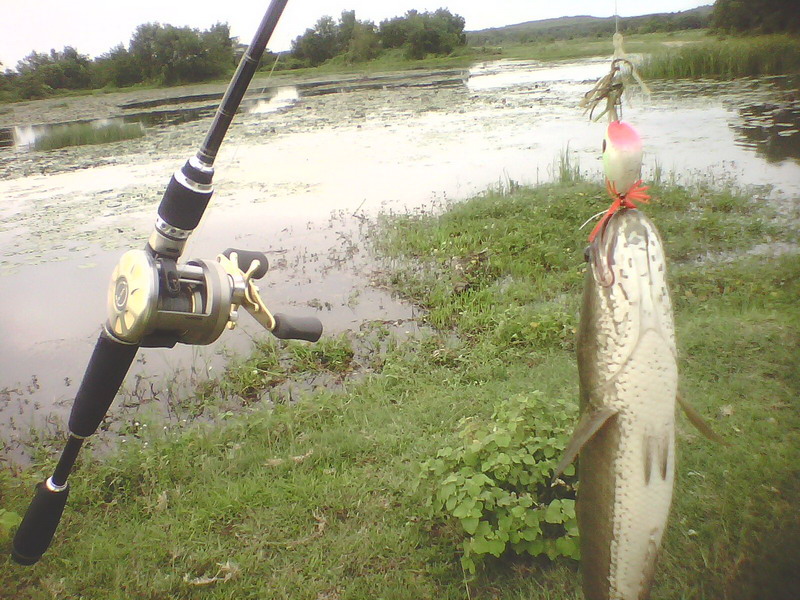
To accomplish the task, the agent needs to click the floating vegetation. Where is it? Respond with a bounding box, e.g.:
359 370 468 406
641 35 800 80
33 121 145 151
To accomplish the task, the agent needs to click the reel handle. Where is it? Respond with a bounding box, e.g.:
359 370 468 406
272 313 323 342
222 248 269 279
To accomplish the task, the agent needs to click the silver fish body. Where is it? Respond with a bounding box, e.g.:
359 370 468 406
556 208 677 600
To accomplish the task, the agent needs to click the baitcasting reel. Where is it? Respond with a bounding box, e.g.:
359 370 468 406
107 248 321 348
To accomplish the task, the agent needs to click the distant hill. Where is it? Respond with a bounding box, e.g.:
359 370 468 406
467 6 713 44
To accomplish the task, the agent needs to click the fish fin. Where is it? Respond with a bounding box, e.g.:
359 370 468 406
677 393 730 445
643 433 669 484
659 434 670 480
552 406 618 483
644 434 653 484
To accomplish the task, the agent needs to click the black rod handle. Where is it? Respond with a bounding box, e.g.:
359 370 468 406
11 331 137 565
11 479 70 565
69 330 139 439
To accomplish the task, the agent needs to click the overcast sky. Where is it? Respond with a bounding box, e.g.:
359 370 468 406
1 1 711 70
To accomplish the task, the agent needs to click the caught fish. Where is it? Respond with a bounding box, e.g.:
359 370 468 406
554 208 724 600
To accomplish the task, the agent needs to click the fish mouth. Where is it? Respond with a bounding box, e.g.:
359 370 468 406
589 208 655 289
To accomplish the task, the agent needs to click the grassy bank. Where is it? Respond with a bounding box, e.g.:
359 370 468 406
2 176 798 599
493 29 710 63
32 121 144 151
641 34 800 79
269 31 710 78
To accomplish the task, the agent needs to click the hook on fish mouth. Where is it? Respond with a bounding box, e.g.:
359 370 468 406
587 208 645 288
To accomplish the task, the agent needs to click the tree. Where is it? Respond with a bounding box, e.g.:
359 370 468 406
291 15 340 66
346 21 381 62
291 11 380 66
401 9 466 59
12 47 93 97
378 15 410 49
129 22 234 85
711 0 800 34
377 9 466 58
94 44 141 87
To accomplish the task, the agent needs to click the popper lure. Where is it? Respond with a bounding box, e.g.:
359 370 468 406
588 120 651 243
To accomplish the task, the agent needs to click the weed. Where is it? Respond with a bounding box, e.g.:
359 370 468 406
419 392 579 574
641 34 800 79
33 121 144 151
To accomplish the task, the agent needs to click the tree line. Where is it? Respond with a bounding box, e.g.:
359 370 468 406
710 0 799 34
0 8 466 102
289 9 466 67
0 22 235 101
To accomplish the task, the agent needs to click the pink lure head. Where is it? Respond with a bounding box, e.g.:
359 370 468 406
602 120 643 194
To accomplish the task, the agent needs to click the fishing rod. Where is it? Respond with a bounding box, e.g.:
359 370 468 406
11 0 321 565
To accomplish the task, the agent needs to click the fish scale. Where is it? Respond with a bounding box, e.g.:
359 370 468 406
605 328 676 599
593 212 676 599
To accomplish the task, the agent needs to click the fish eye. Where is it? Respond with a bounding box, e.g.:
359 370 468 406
602 139 607 153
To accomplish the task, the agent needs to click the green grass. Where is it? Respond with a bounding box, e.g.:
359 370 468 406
480 30 710 63
641 34 800 79
1 176 798 599
33 121 144 151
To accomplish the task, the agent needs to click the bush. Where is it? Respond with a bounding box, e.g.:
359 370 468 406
418 392 579 574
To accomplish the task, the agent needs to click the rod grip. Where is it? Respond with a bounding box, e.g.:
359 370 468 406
69 331 138 438
272 313 323 342
11 480 70 565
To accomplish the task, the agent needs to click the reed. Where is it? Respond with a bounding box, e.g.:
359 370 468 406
640 34 800 79
33 121 144 151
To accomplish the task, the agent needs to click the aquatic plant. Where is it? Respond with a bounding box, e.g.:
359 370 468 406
640 34 800 79
33 121 144 151
555 147 583 184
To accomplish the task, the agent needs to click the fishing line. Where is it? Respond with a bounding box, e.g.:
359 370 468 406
579 210 608 231
228 51 282 164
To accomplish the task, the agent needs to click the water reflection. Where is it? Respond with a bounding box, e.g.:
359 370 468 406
733 102 800 163
246 86 299 114
0 87 302 151
122 107 210 128
3 108 212 151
